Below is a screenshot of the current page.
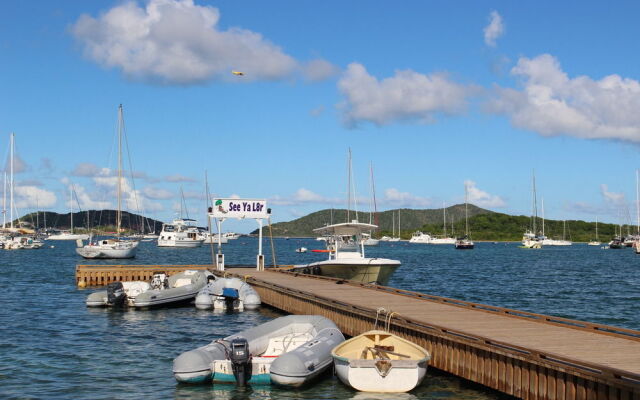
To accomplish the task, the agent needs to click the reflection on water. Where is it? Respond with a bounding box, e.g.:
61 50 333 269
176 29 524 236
0 238 634 399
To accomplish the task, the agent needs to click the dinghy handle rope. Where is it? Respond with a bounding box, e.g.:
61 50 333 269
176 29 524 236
385 311 399 331
374 307 387 330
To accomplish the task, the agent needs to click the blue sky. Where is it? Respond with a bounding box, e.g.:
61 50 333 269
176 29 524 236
2 0 640 232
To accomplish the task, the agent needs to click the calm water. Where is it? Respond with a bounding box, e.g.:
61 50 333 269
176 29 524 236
1 238 638 399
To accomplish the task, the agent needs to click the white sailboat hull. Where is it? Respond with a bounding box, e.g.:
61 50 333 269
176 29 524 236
48 233 89 241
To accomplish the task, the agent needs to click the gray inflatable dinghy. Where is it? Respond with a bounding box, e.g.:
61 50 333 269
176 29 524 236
173 315 344 387
86 270 212 308
194 277 261 310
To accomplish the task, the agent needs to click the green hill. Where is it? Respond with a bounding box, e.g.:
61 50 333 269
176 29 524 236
12 210 164 234
259 205 626 242
259 204 492 237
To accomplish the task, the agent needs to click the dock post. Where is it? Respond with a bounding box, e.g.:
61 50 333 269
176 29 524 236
257 219 264 271
216 253 225 271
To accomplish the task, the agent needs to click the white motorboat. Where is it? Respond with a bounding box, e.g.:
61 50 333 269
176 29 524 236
332 330 431 393
158 219 204 247
199 230 229 244
362 233 380 246
292 221 401 285
541 238 572 246
173 315 345 386
195 276 261 311
295 247 308 253
86 269 212 308
223 232 240 240
409 231 432 244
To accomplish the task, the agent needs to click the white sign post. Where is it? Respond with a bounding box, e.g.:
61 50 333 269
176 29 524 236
209 198 269 271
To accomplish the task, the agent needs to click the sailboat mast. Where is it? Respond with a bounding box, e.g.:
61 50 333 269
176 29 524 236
541 197 545 237
596 217 598 240
2 171 6 228
392 212 395 237
636 169 640 235
9 133 14 229
346 149 351 222
532 172 537 234
70 185 73 234
465 184 469 236
398 210 401 239
117 104 123 236
443 201 446 236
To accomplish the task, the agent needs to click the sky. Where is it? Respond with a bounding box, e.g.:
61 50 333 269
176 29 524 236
2 0 640 233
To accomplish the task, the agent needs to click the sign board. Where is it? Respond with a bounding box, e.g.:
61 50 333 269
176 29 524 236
209 198 268 219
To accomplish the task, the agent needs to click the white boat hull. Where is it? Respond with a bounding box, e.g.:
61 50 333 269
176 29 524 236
334 358 428 393
158 239 204 248
297 259 400 285
76 246 137 259
48 233 89 241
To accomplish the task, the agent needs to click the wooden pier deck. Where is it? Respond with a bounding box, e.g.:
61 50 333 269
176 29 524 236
76 264 640 399
220 267 639 400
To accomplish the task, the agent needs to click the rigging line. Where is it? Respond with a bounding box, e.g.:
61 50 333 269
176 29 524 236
122 108 144 233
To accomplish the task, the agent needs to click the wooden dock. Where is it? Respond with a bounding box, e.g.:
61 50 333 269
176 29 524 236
76 264 640 399
75 264 213 287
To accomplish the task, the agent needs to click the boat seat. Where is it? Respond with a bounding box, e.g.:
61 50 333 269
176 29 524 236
173 278 193 288
262 333 314 356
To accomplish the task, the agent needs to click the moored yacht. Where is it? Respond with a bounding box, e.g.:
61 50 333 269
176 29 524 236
158 219 204 247
521 231 542 249
292 221 400 285
409 231 432 244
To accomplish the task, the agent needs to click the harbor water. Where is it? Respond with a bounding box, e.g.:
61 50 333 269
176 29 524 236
1 238 638 399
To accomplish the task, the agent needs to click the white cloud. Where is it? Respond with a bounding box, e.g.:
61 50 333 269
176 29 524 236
484 11 504 47
71 162 101 177
381 188 431 208
303 59 340 81
600 184 625 203
165 173 195 182
71 0 298 84
270 188 341 206
92 171 163 212
13 186 57 209
4 154 28 174
63 181 112 210
338 63 475 127
488 54 640 142
464 180 506 208
143 186 174 200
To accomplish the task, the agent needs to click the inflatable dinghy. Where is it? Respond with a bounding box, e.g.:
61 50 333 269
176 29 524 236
173 315 344 387
194 277 261 311
86 270 212 308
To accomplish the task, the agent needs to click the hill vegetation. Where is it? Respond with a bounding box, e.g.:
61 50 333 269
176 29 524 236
12 210 164 234
258 205 627 242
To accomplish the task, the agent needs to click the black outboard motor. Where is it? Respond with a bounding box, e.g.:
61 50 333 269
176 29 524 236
106 281 126 307
229 338 251 385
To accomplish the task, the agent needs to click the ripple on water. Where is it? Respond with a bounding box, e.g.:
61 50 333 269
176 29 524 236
0 239 636 399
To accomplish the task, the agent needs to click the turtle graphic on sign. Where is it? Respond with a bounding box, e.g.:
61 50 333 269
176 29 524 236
215 199 228 214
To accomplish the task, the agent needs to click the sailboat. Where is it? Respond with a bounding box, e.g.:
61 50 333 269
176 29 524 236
0 133 43 249
76 105 139 259
388 210 401 241
292 149 401 285
455 184 474 250
430 202 456 244
587 217 601 246
521 172 542 249
47 186 90 241
362 163 379 246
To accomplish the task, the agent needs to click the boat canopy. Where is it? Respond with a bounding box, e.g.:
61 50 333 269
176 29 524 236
313 221 378 236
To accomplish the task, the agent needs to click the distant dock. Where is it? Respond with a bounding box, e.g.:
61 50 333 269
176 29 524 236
77 264 640 399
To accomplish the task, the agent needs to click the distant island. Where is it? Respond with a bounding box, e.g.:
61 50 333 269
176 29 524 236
11 210 164 234
253 205 626 242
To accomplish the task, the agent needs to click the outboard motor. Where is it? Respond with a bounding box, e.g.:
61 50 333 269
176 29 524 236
150 273 168 290
222 287 240 311
229 338 251 385
106 281 126 307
